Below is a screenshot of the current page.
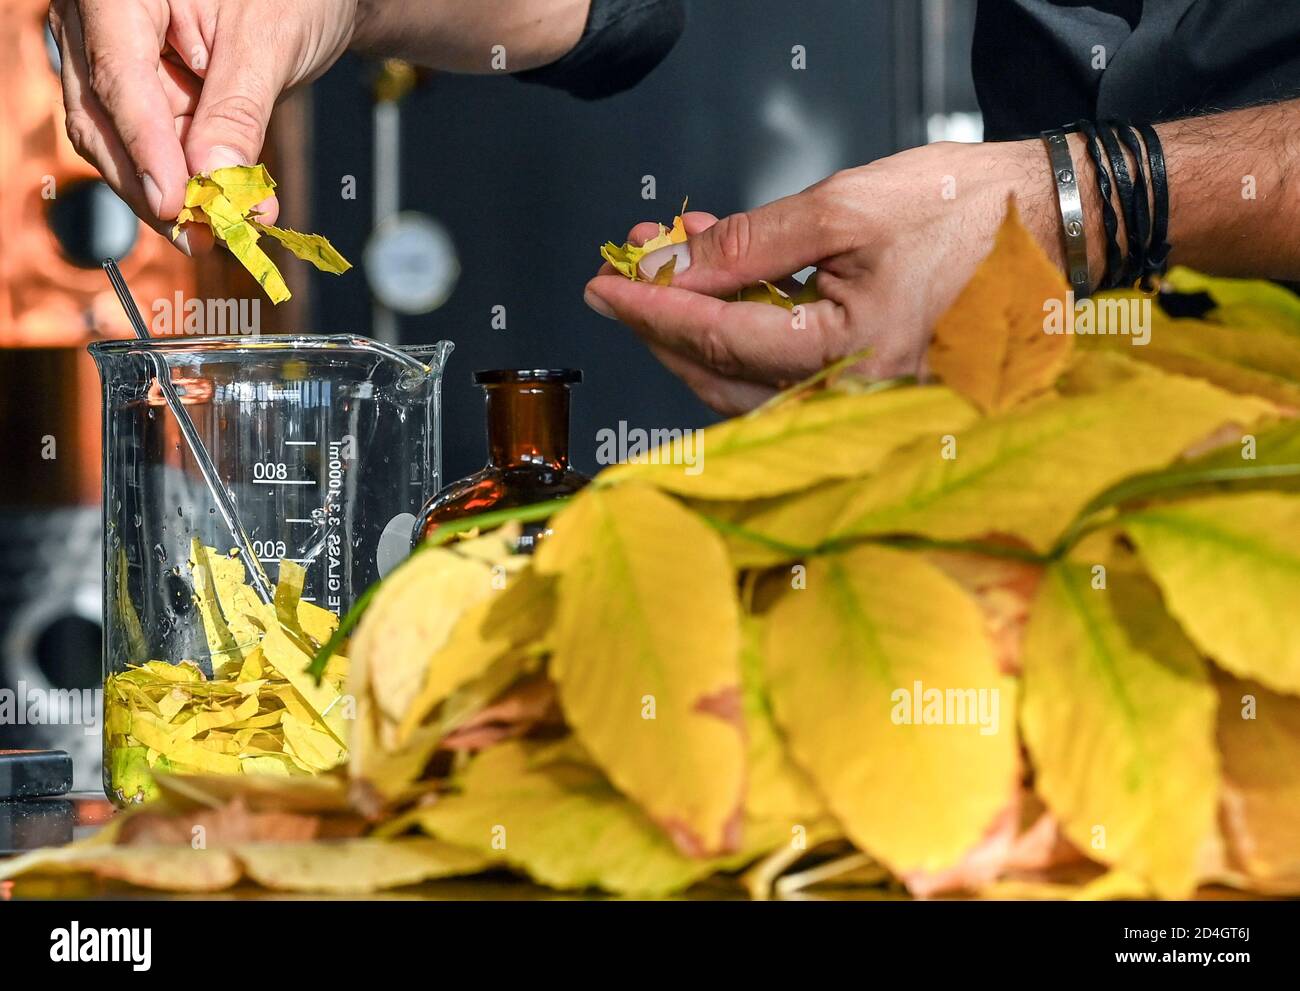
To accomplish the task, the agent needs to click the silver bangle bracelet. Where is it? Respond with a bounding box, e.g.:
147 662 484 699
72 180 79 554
1040 129 1091 299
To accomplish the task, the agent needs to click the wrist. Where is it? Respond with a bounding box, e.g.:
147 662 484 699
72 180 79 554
1012 134 1107 292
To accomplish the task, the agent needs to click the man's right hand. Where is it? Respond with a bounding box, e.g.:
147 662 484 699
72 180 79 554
48 0 360 253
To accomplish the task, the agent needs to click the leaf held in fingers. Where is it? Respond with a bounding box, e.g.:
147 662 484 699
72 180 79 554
928 198 1072 414
536 484 745 855
763 545 1018 874
599 201 821 307
1124 493 1300 694
600 202 689 279
172 165 350 304
1020 563 1218 898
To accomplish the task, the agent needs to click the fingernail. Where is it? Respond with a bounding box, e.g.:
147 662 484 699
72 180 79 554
141 174 164 218
584 289 616 320
172 227 193 256
638 243 691 281
204 145 246 173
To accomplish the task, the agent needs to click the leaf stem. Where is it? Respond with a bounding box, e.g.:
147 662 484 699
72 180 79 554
1053 461 1300 555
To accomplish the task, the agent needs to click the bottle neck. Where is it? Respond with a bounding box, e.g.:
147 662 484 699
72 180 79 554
484 383 571 470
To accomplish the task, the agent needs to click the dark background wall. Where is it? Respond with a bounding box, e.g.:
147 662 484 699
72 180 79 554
307 0 913 484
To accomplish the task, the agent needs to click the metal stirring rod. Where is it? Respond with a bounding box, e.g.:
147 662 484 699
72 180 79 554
102 258 276 606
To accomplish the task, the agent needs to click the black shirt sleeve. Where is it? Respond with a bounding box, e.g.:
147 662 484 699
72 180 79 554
514 0 686 100
974 0 1300 141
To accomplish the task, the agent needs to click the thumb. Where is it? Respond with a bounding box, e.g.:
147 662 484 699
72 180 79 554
636 188 840 296
183 32 277 177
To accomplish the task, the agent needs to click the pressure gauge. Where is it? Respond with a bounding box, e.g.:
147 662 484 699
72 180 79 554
363 212 459 315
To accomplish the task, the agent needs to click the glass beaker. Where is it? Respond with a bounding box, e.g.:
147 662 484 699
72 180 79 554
89 334 452 804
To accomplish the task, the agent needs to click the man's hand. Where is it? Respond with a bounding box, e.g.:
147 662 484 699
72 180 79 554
585 139 1074 415
48 0 359 252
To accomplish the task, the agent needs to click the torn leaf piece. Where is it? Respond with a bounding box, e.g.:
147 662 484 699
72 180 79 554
172 164 351 305
253 222 352 275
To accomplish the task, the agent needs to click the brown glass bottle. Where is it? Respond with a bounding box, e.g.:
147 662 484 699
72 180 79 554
414 369 590 553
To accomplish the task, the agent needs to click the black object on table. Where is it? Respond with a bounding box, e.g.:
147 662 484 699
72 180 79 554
0 750 73 800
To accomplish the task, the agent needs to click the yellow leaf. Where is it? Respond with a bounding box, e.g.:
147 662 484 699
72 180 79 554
396 565 553 742
739 615 825 826
1021 564 1218 898
410 741 741 896
651 252 678 286
699 478 862 568
0 844 241 893
1078 298 1300 408
1165 266 1300 333
252 222 352 275
1124 493 1300 694
234 838 491 893
199 187 292 304
280 712 346 772
350 547 497 728
208 163 276 213
827 370 1273 553
601 385 976 500
1072 869 1152 900
928 198 1072 414
1215 674 1300 885
151 769 351 814
171 164 350 304
535 484 745 855
763 545 1017 874
346 533 530 801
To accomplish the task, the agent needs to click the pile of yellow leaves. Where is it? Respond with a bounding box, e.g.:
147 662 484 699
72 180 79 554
103 542 350 804
7 200 1300 899
173 165 351 304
